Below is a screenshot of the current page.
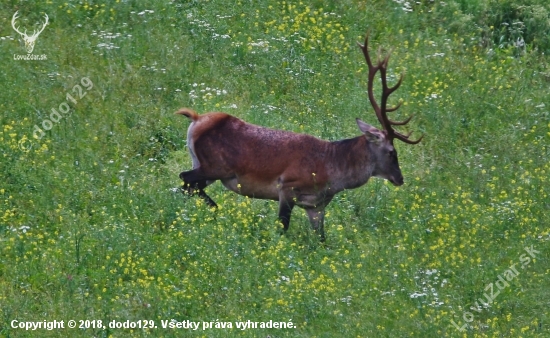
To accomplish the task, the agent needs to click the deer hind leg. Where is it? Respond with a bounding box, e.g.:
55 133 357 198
179 169 218 208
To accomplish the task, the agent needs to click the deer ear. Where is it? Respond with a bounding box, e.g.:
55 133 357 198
356 118 384 144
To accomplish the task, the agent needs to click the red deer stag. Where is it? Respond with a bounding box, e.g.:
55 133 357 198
176 33 422 241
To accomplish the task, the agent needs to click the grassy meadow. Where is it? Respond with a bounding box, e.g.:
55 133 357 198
1 0 549 337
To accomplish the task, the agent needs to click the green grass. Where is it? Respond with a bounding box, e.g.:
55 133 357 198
1 0 549 337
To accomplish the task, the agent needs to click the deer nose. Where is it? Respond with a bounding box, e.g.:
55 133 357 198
391 175 404 186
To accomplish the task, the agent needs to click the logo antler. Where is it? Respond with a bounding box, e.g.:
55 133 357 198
12 11 49 54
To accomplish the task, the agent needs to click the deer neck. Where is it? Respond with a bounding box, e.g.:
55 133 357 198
328 136 374 191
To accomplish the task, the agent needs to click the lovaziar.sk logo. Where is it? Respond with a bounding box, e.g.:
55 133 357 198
12 11 48 60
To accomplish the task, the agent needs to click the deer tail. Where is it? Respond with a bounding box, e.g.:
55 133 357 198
175 108 199 121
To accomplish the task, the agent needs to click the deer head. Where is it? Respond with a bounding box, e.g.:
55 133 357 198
12 11 49 54
356 33 423 185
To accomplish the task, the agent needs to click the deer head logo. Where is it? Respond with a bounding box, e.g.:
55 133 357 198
11 11 49 54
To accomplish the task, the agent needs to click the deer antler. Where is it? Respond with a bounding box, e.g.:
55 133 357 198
358 33 423 144
11 11 26 37
33 13 49 38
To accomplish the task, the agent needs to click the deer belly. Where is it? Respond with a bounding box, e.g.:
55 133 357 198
221 177 279 200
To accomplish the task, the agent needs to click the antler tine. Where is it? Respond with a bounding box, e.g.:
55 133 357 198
394 133 423 144
387 71 404 95
393 129 424 144
385 101 402 113
388 114 413 126
357 33 374 69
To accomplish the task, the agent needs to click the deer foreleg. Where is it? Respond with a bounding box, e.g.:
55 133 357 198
278 199 295 232
277 185 298 233
306 208 326 242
